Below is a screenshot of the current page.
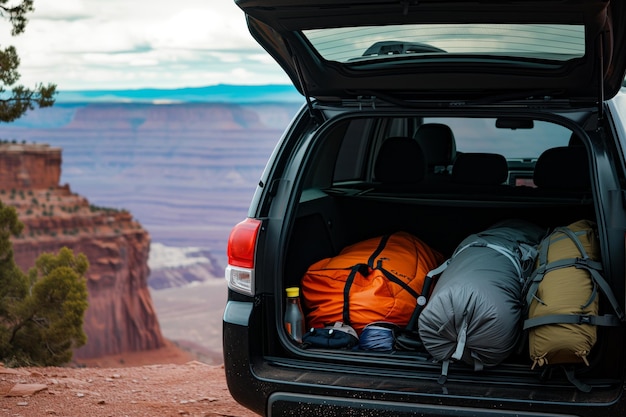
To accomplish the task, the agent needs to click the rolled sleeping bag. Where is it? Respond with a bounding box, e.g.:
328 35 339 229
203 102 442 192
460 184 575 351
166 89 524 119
418 219 545 380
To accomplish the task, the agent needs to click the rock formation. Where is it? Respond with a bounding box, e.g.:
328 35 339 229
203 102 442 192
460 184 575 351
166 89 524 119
0 142 165 359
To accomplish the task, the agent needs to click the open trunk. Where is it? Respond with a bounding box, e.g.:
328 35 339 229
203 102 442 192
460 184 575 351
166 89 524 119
277 108 625 394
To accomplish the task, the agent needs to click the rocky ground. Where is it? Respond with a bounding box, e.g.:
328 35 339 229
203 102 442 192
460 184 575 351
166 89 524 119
0 341 259 417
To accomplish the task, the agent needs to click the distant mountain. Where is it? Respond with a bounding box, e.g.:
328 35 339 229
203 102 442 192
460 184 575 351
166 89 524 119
56 84 303 104
0 101 303 269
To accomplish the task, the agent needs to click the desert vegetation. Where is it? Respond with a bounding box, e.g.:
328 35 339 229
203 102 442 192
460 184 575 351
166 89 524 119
0 201 89 366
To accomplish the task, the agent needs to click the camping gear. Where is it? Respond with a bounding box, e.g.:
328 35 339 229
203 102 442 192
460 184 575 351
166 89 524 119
357 322 399 352
301 231 443 334
523 220 624 370
302 322 359 349
418 219 545 382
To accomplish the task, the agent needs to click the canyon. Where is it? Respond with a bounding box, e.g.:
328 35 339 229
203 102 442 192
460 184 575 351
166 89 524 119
2 101 301 263
0 100 301 362
0 142 164 359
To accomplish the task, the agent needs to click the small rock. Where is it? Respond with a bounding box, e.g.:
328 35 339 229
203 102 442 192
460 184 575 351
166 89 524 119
200 397 218 402
6 383 48 397
0 368 29 375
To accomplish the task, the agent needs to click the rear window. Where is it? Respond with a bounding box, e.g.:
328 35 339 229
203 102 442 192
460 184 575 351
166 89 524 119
304 24 585 64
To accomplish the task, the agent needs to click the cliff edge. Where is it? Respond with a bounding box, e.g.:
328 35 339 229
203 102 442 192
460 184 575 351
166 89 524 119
0 142 165 359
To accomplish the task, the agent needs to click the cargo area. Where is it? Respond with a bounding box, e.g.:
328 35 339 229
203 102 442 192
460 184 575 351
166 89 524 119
277 113 625 391
283 187 623 388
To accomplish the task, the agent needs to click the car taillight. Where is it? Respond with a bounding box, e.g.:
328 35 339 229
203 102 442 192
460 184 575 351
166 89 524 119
225 218 261 295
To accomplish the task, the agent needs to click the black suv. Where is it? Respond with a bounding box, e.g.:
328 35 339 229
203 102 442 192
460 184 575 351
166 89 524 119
223 1 626 416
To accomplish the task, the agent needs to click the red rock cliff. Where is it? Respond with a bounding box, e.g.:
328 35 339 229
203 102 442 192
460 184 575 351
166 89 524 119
0 143 165 359
0 143 61 188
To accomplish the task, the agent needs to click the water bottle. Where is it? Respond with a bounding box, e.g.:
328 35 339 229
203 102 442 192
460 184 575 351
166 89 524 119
284 287 305 343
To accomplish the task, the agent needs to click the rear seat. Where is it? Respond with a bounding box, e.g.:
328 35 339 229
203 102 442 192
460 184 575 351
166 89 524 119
372 140 511 196
368 138 591 202
451 152 509 187
373 136 427 192
531 145 591 198
413 123 457 180
444 152 513 196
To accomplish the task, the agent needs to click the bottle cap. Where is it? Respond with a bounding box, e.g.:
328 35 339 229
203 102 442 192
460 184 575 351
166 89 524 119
285 287 300 298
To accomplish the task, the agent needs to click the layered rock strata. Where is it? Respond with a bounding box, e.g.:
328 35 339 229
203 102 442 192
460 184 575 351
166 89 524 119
0 143 165 359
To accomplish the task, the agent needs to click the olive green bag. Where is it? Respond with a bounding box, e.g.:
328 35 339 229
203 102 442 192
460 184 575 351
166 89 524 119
523 220 623 371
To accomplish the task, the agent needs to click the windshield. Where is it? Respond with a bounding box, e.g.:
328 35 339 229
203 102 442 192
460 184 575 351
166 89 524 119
303 24 585 63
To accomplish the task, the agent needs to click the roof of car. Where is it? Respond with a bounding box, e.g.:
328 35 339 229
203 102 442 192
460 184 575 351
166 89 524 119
235 0 626 104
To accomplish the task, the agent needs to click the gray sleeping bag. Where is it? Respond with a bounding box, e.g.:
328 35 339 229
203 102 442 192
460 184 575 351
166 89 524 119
418 219 545 380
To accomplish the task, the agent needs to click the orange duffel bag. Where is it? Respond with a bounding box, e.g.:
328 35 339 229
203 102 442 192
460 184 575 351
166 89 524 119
301 231 443 334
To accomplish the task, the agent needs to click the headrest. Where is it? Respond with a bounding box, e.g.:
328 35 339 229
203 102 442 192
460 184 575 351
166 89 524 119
451 153 508 185
533 146 590 190
413 123 457 169
374 137 426 184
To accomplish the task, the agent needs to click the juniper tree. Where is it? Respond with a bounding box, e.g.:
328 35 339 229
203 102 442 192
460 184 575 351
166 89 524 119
0 200 26 318
16 248 89 365
0 0 56 122
0 202 89 366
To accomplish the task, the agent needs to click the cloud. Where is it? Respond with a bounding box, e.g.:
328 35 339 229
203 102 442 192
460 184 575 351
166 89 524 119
4 0 290 90
30 0 92 21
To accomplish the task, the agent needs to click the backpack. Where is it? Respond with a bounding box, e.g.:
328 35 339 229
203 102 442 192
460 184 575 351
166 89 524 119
523 220 624 375
301 231 443 334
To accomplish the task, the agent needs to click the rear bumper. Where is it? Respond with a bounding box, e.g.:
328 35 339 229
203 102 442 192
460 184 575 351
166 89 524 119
268 393 575 417
222 300 265 415
223 300 626 417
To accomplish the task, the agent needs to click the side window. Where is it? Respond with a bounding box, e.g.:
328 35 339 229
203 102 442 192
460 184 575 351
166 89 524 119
333 118 373 182
333 117 418 183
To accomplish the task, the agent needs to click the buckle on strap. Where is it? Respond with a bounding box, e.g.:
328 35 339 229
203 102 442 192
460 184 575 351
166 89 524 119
578 315 592 325
574 257 602 271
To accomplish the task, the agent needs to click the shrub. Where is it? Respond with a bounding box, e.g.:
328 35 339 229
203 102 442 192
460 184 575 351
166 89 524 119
0 203 88 366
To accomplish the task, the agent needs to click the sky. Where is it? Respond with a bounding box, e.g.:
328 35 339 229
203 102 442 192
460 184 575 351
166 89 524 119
2 0 291 92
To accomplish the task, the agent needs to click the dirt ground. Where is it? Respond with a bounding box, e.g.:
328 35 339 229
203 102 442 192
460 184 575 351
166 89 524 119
0 341 260 417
